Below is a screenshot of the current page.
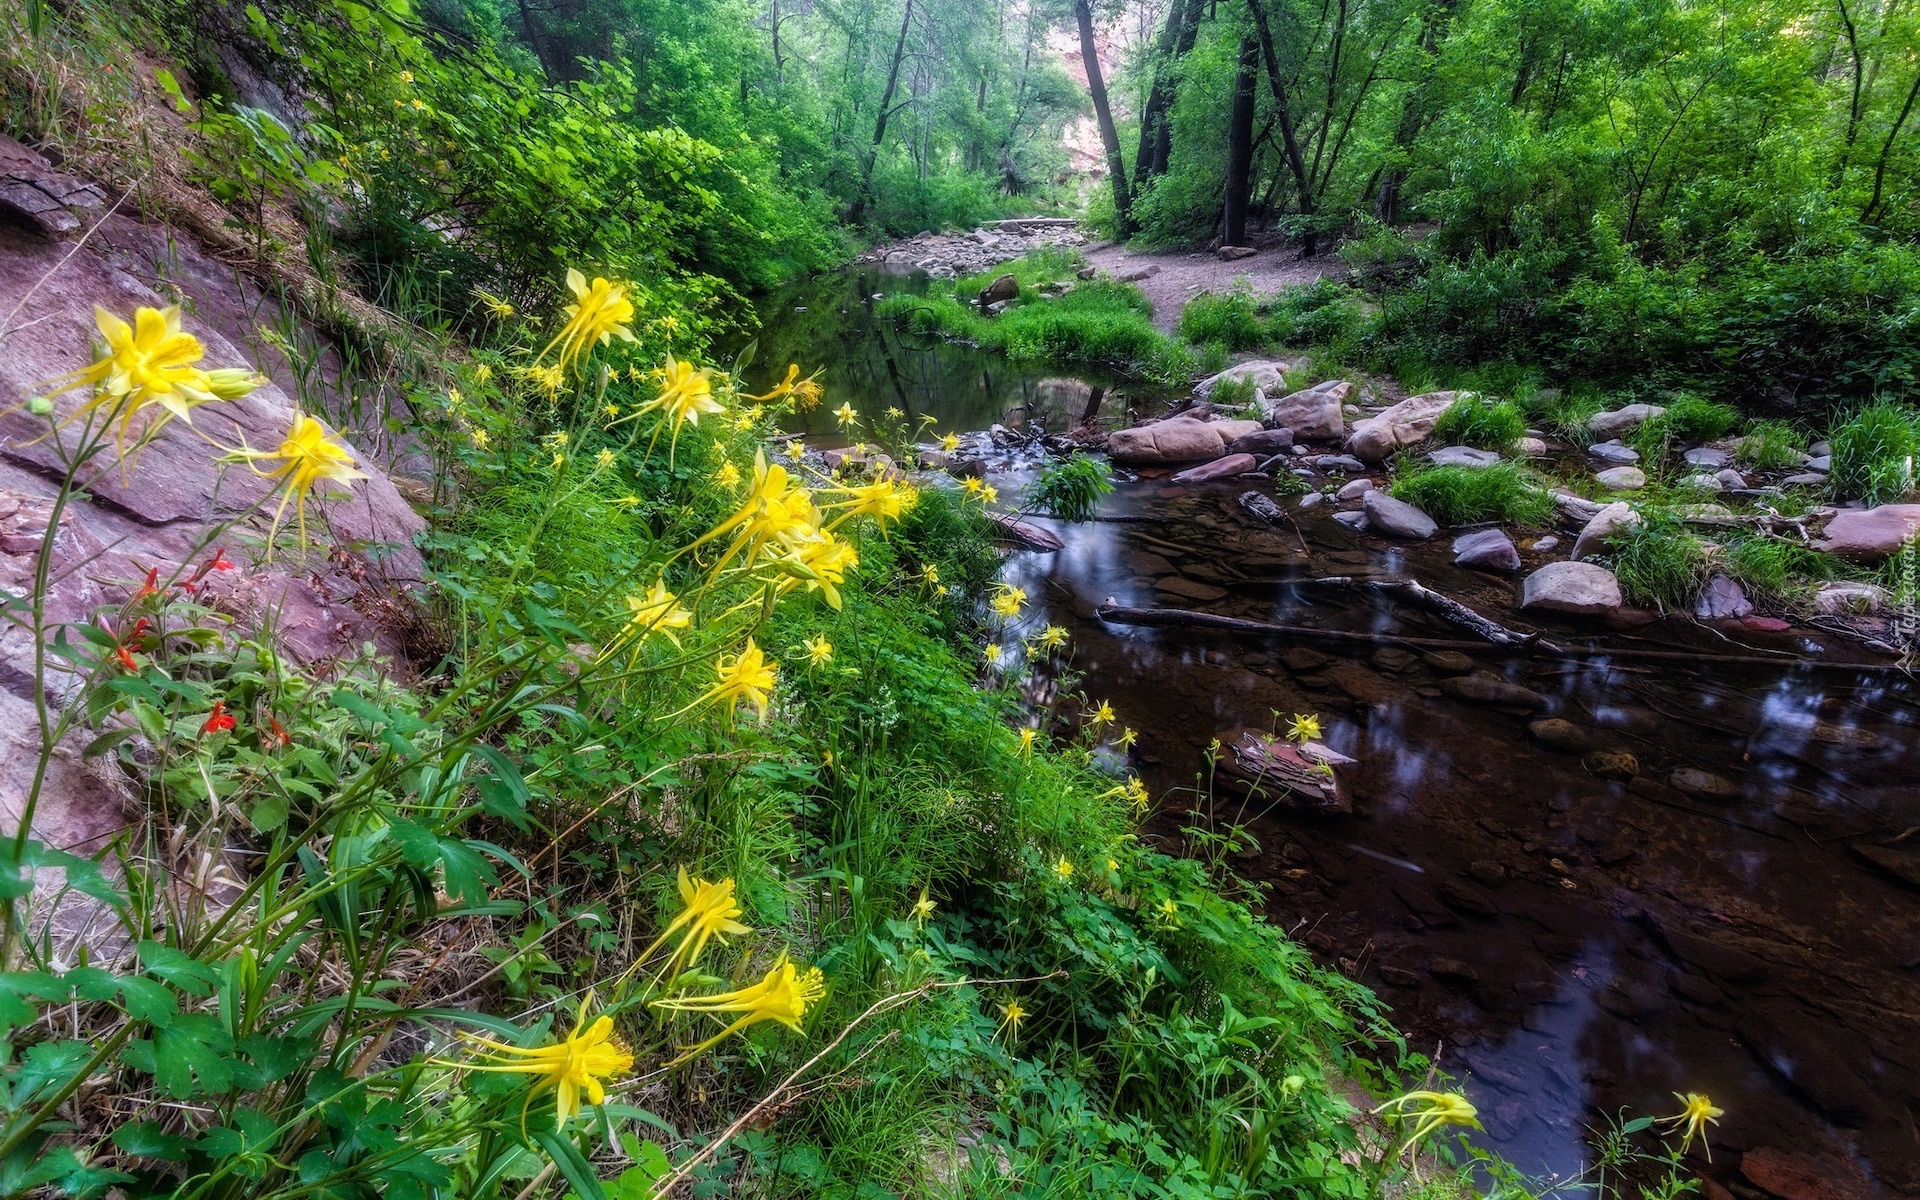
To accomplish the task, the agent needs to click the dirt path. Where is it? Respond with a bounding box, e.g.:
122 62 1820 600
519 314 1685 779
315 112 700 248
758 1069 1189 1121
1084 240 1345 332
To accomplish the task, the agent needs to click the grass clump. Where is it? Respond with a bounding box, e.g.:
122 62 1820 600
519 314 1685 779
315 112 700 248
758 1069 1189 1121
1179 291 1267 350
1388 462 1553 525
1723 536 1842 600
1828 400 1919 503
1600 513 1713 609
1736 419 1808 470
1432 394 1527 451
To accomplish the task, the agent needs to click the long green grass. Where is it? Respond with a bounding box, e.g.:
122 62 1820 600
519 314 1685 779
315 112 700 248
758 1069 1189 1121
1387 462 1553 525
1828 401 1919 503
1431 394 1527 451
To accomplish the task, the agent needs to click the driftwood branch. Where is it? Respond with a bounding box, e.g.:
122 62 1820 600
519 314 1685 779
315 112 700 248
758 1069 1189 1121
1299 576 1553 649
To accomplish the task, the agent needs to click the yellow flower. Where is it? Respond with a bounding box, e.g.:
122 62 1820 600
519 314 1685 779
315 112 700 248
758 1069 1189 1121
885 406 904 419
833 402 859 428
1375 1091 1482 1149
1053 856 1073 879
1106 857 1119 871
850 441 868 456
541 269 636 376
551 452 565 469
688 637 777 720
996 999 1025 1044
767 529 858 609
625 580 692 648
399 69 414 83
984 643 1003 666
631 354 724 447
232 412 368 551
1657 1092 1724 1160
1031 625 1068 651
604 403 621 419
749 364 824 410
1101 777 1149 809
691 450 821 571
961 476 985 496
651 956 825 1064
980 483 999 505
921 563 940 585
1286 713 1322 743
439 996 633 1131
1089 700 1115 727
547 430 570 448
1115 728 1137 750
990 584 1026 619
474 363 494 383
475 289 515 320
46 304 243 453
202 367 267 399
785 439 805 461
470 428 489 449
523 363 565 396
1154 897 1179 922
824 477 916 531
1017 727 1037 757
940 432 960 453
447 387 464 406
595 448 616 469
803 635 833 667
714 460 743 489
909 887 936 927
636 866 752 981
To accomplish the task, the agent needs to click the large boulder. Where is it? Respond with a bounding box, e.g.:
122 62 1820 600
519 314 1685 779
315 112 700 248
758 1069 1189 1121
1586 403 1665 440
1521 561 1624 616
1362 490 1437 539
1571 501 1640 561
1814 503 1920 562
1347 390 1465 463
1195 360 1289 399
1263 380 1352 440
1108 418 1226 465
1226 428 1293 456
1207 418 1265 443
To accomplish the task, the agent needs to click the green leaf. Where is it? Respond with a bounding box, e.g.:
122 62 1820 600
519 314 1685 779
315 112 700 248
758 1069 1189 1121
249 792 291 833
532 1129 608 1200
15 1040 94 1103
137 943 220 997
112 1120 193 1162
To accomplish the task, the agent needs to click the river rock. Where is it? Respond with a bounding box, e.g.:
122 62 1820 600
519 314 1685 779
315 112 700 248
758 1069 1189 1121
1210 726 1349 812
1442 673 1546 710
1226 428 1293 456
1196 359 1289 399
1713 467 1747 489
1347 390 1465 462
1587 403 1666 439
1452 528 1520 571
993 515 1064 551
1331 511 1367 529
1514 436 1549 457
1335 478 1374 501
1741 1148 1874 1200
1209 418 1265 444
1363 491 1437 539
1297 491 1325 510
1814 503 1920 561
1238 492 1286 523
1852 842 1920 890
1033 377 1093 409
1523 561 1623 616
1263 380 1351 440
978 273 1019 307
1429 957 1482 984
1170 453 1258 484
1683 446 1731 467
1314 454 1367 472
1422 651 1475 674
1572 501 1640 561
1528 718 1589 752
1695 574 1753 619
1156 576 1229 602
1780 472 1828 487
1681 473 1723 492
1805 454 1833 471
1813 580 1888 613
1533 534 1560 551
1594 466 1646 490
1428 445 1503 469
1552 490 1606 522
1587 439 1641 465
1668 767 1740 799
1583 749 1639 779
1108 417 1225 464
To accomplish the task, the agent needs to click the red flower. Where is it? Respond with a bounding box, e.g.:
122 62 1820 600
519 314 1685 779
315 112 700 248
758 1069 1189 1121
200 699 236 735
108 617 150 672
266 715 292 747
210 548 235 572
133 566 162 601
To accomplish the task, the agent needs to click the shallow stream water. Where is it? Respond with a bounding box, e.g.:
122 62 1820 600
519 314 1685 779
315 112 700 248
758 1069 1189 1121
749 272 1920 1197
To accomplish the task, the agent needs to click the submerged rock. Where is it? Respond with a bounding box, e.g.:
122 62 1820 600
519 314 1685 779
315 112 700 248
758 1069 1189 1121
1528 718 1589 753
1813 580 1889 614
1521 561 1624 615
1669 767 1740 799
1583 749 1639 779
1441 673 1546 710
1452 528 1520 571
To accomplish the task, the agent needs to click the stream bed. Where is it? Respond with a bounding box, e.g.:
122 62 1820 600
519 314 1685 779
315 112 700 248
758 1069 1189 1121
750 271 1920 1198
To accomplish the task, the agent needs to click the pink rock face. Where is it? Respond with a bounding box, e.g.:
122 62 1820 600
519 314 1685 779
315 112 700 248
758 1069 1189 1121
1108 417 1226 464
1814 503 1920 562
1347 390 1464 463
1170 453 1258 484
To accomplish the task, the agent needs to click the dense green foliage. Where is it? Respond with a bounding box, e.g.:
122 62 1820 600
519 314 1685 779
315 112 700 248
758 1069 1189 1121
1387 463 1554 526
1431 395 1527 452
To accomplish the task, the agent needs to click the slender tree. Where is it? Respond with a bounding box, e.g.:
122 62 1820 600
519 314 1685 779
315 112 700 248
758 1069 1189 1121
1075 0 1134 236
1223 36 1259 245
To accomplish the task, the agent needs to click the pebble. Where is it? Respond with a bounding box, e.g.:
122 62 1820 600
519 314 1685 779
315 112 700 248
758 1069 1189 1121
1587 440 1641 464
1668 767 1740 799
1532 534 1561 551
1420 651 1475 674
1297 492 1325 510
1594 466 1646 490
1583 749 1639 779
1335 478 1374 501
1528 718 1590 753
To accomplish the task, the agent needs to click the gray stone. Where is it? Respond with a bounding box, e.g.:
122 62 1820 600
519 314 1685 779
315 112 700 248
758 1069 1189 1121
1263 380 1351 440
1808 440 1832 457
1195 359 1289 399
1551 491 1606 522
1428 445 1503 468
978 273 1019 306
1683 447 1731 467
1296 492 1326 510
1528 718 1590 753
1586 403 1666 439
1805 454 1833 472
1522 561 1624 616
1331 510 1368 529
1780 472 1829 487
1452 528 1521 571
1712 467 1748 489
1347 390 1465 463
1226 428 1294 456
1514 436 1549 457
1216 244 1258 260
1594 466 1646 490
1421 651 1475 674
1668 767 1740 800
1533 535 1561 551
1814 504 1920 562
1170 453 1259 484
1441 673 1547 710
1695 574 1754 619
1587 439 1641 465
1584 749 1640 779
1335 478 1375 501
1813 581 1889 614
1313 454 1368 472
1363 491 1438 539
1571 501 1640 561
1681 473 1723 492
1107 417 1225 465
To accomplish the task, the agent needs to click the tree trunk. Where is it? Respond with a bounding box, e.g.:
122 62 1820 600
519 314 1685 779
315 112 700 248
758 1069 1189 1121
1245 0 1316 254
1223 37 1259 246
850 0 917 225
1152 0 1204 176
1131 0 1189 195
1075 0 1134 237
1372 0 1460 225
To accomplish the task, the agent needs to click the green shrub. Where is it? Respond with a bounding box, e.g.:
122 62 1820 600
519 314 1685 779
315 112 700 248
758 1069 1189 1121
1601 514 1713 609
1179 291 1267 351
1736 420 1808 470
1028 454 1114 522
1432 394 1527 451
1662 392 1741 442
1828 401 1919 503
1266 279 1369 348
1387 463 1553 525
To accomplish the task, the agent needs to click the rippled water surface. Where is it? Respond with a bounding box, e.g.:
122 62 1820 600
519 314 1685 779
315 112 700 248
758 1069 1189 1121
752 274 1920 1196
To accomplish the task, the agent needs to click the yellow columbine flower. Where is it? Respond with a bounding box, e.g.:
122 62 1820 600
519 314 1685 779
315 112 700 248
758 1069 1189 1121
748 364 825 410
630 354 724 455
635 866 752 982
689 451 820 571
1115 728 1137 750
909 888 936 927
624 580 692 648
1154 897 1179 922
1375 1091 1482 1149
523 363 565 396
824 477 916 531
981 483 999 505
1017 727 1037 757
803 635 833 667
961 476 985 496
438 996 633 1131
767 529 858 610
687 637 777 721
785 440 805 461
1031 625 1068 651
1053 856 1073 879
604 403 621 420
1101 777 1149 809
921 563 940 586
45 304 246 453
474 363 494 383
232 412 368 552
475 289 515 320
996 999 1025 1044
651 956 825 1065
984 643 1003 666
470 428 489 449
885 406 904 419
940 432 959 453
399 69 414 83
447 387 464 407
541 269 636 376
1657 1092 1724 1160
990 584 1026 619
833 402 859 428
1286 713 1322 743
595 448 616 469
1089 700 1115 727
714 460 743 489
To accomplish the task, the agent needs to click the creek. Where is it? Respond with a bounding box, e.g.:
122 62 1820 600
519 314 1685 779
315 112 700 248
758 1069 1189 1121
750 269 1920 1198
